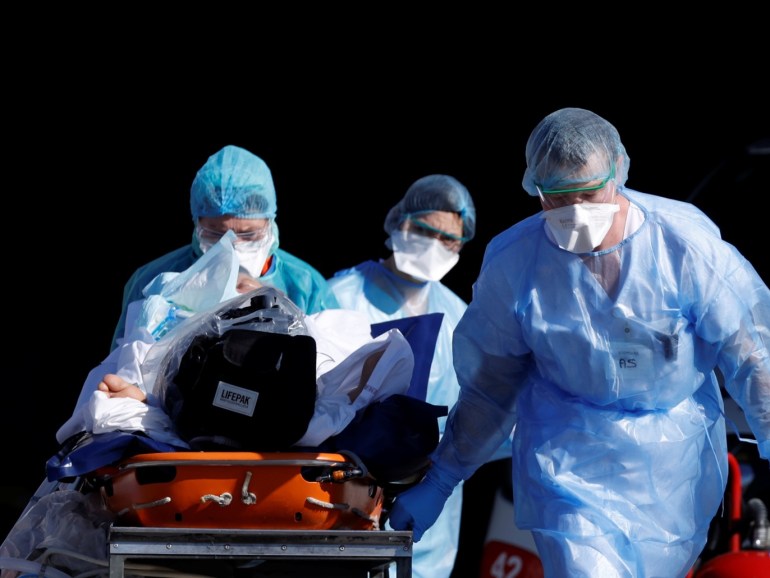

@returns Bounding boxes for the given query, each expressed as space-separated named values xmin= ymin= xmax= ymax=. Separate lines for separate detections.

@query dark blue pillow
xmin=370 ymin=312 xmax=443 ymax=401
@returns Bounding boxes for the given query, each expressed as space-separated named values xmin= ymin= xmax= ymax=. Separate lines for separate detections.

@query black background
xmin=3 ymin=22 xmax=769 ymax=557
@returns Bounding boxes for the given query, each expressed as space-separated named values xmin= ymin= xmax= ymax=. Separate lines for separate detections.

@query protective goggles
xmin=196 ymin=224 xmax=270 ymax=244
xmin=535 ymin=164 xmax=615 ymax=196
xmin=405 ymin=215 xmax=468 ymax=253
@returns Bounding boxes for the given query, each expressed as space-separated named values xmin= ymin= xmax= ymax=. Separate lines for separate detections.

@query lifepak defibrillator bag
xmin=155 ymin=287 xmax=317 ymax=451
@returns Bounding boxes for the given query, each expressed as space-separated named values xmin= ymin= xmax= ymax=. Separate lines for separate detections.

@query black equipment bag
xmin=167 ymin=328 xmax=317 ymax=451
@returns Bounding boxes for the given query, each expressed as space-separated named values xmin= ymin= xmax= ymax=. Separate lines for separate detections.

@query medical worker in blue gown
xmin=388 ymin=108 xmax=770 ymax=577
xmin=328 ymin=174 xmax=510 ymax=578
xmin=110 ymin=145 xmax=339 ymax=351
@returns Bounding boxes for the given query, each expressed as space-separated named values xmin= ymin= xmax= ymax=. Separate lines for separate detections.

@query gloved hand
xmin=387 ymin=463 xmax=460 ymax=541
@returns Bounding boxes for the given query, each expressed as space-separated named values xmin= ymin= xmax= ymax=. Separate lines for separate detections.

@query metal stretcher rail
xmin=108 ymin=526 xmax=413 ymax=578
xmin=115 ymin=456 xmax=355 ymax=469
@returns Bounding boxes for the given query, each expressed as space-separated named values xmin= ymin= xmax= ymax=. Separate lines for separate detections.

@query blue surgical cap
xmin=383 ymin=174 xmax=477 ymax=241
xmin=522 ymin=108 xmax=631 ymax=196
xmin=190 ymin=145 xmax=277 ymax=220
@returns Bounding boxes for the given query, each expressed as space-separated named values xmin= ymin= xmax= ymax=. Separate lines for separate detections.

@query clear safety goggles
xmin=196 ymin=223 xmax=270 ymax=245
xmin=535 ymin=165 xmax=616 ymax=210
xmin=404 ymin=215 xmax=468 ymax=253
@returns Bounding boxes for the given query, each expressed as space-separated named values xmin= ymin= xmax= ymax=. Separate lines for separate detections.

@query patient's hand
xmin=237 ymin=271 xmax=263 ymax=293
xmin=98 ymin=373 xmax=147 ymax=402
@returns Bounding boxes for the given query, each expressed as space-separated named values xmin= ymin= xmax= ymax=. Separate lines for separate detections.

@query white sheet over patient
xmin=57 ymin=236 xmax=416 ymax=450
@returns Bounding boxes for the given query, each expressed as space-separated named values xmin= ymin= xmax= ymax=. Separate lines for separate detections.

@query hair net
xmin=383 ymin=174 xmax=476 ymax=241
xmin=190 ymin=145 xmax=278 ymax=220
xmin=522 ymin=108 xmax=631 ymax=197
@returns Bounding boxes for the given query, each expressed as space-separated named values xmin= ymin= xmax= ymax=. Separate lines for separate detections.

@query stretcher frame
xmin=3 ymin=309 xmax=440 ymax=576
xmin=95 ymin=451 xmax=385 ymax=531
xmin=97 ymin=450 xmax=412 ymax=576
xmin=107 ymin=526 xmax=413 ymax=578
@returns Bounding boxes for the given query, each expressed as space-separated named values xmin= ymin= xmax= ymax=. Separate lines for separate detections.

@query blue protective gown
xmin=111 ymin=240 xmax=339 ymax=351
xmin=327 ymin=260 xmax=468 ymax=578
xmin=438 ymin=189 xmax=770 ymax=577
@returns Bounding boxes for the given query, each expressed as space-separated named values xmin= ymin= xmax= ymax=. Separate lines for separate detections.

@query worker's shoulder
xmin=328 ymin=261 xmax=379 ymax=282
xmin=273 ymin=248 xmax=327 ymax=279
xmin=484 ymin=213 xmax=544 ymax=260
xmin=625 ymin=189 xmax=721 ymax=238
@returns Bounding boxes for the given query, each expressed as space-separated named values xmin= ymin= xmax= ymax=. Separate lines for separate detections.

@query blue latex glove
xmin=387 ymin=464 xmax=459 ymax=541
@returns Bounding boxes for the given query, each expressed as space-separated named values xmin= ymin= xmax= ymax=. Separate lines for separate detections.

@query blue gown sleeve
xmin=431 ymin=253 xmax=533 ymax=480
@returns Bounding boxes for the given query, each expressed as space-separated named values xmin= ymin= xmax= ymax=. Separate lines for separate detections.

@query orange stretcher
xmin=92 ymin=451 xmax=384 ymax=531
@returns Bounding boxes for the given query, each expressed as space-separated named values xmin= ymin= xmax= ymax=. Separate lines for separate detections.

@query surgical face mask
xmin=541 ymin=202 xmax=620 ymax=253
xmin=233 ymin=230 xmax=274 ymax=278
xmin=390 ymin=230 xmax=459 ymax=282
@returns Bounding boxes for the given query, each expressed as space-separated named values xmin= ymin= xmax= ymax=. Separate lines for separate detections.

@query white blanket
xmin=57 ymin=306 xmax=414 ymax=448
xmin=57 ymin=233 xmax=416 ymax=449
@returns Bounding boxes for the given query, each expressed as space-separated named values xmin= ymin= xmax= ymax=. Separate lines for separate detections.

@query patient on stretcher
xmin=0 ymin=229 xmax=445 ymax=578
xmin=55 ymin=230 xmax=444 ymax=472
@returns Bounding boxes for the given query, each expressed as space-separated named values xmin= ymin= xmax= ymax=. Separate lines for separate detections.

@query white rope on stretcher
xmin=303 ymin=498 xmax=379 ymax=527
xmin=305 ymin=496 xmax=349 ymax=510
xmin=200 ymin=492 xmax=233 ymax=506
xmin=132 ymin=496 xmax=172 ymax=510
xmin=241 ymin=471 xmax=257 ymax=505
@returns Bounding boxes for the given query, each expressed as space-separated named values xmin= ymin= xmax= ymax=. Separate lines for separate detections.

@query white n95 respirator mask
xmin=542 ymin=202 xmax=620 ymax=253
xmin=233 ymin=230 xmax=274 ymax=279
xmin=389 ymin=230 xmax=459 ymax=282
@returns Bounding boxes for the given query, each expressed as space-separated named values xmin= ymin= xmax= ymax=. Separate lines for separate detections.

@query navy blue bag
xmin=326 ymin=393 xmax=448 ymax=485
